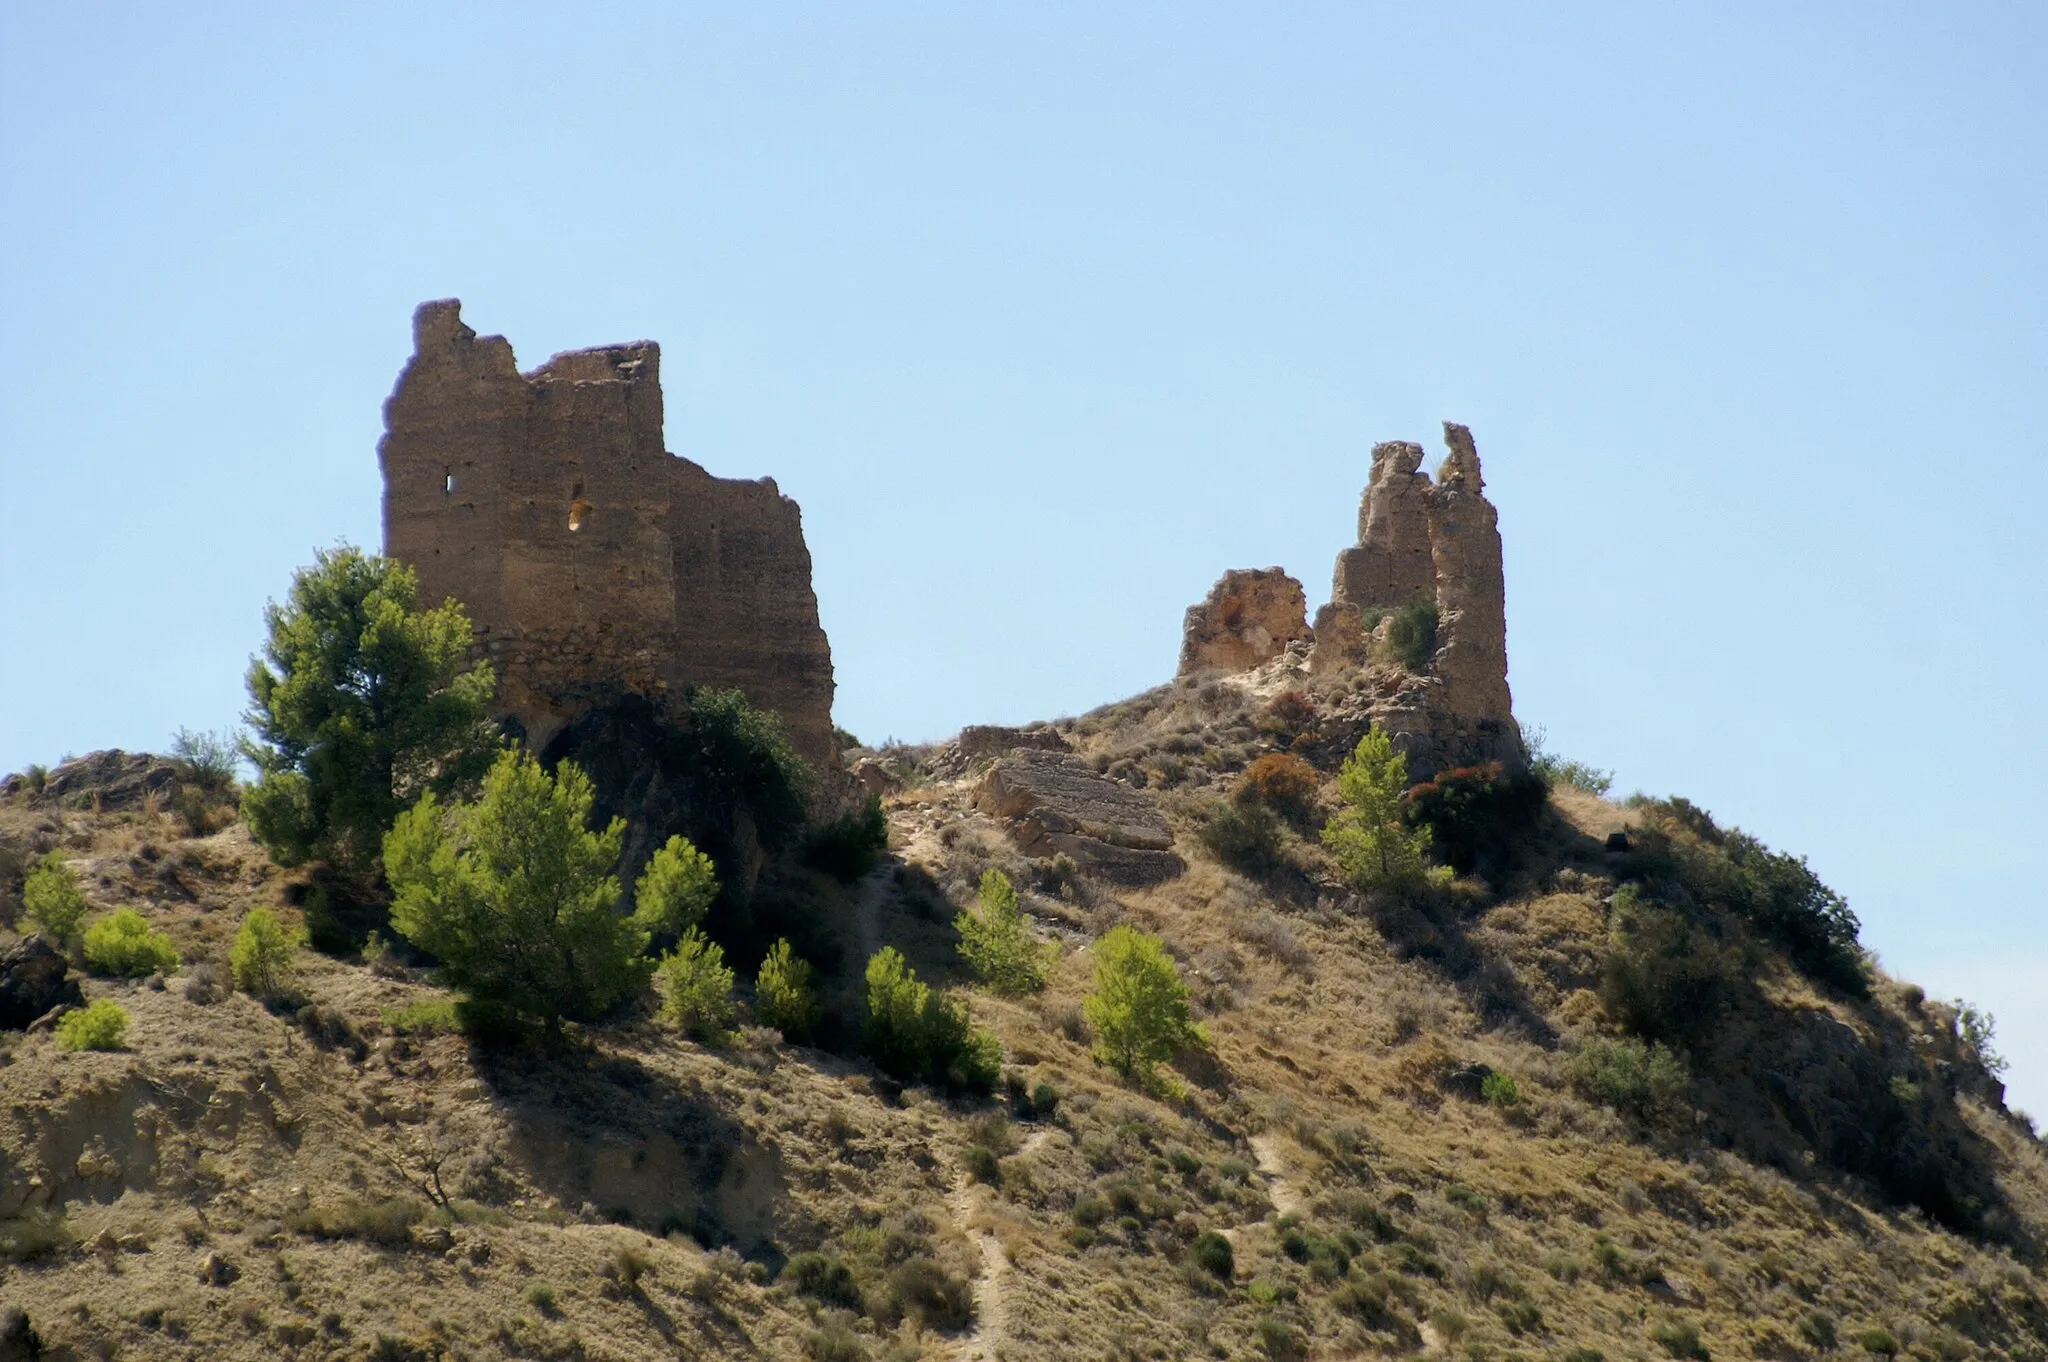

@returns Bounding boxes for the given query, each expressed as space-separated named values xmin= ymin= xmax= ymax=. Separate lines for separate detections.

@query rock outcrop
xmin=1177 ymin=569 xmax=1311 ymax=676
xmin=3 ymin=751 xmax=183 ymax=810
xmin=973 ymin=750 xmax=1183 ymax=885
xmin=379 ymin=301 xmax=838 ymax=769
xmin=0 ymin=937 xmax=83 ymax=1030
xmin=1331 ymin=441 xmax=1437 ymax=613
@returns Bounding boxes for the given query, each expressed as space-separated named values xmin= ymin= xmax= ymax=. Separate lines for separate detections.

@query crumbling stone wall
xmin=1178 ymin=568 xmax=1311 ymax=676
xmin=1309 ymin=421 xmax=1522 ymax=770
xmin=379 ymin=300 xmax=837 ymax=767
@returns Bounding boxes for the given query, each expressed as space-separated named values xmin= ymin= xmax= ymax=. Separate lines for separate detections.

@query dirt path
xmin=946 ymin=1129 xmax=1051 ymax=1360
xmin=852 ymin=860 xmax=891 ymax=964
xmin=1249 ymin=1133 xmax=1303 ymax=1217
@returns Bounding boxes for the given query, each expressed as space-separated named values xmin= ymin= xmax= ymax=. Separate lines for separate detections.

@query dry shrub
xmin=1235 ymin=753 xmax=1322 ymax=832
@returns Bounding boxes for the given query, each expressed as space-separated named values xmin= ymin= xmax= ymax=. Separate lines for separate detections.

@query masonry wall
xmin=379 ymin=300 xmax=838 ymax=767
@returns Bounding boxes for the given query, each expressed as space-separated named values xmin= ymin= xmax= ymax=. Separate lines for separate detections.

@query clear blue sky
xmin=2 ymin=3 xmax=2043 ymax=1111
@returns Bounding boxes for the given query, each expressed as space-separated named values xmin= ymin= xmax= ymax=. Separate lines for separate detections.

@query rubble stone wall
xmin=379 ymin=300 xmax=837 ymax=767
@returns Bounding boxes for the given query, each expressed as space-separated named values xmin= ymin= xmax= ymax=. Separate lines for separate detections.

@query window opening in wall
xmin=569 ymin=480 xmax=593 ymax=532
xmin=444 ymin=470 xmax=455 ymax=495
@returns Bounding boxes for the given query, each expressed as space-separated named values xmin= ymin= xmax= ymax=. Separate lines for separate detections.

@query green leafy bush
xmin=1386 ymin=597 xmax=1438 ymax=671
xmin=662 ymin=686 xmax=814 ymax=853
xmin=241 ymin=546 xmax=497 ymax=872
xmin=83 ymin=908 xmax=180 ymax=977
xmin=23 ymin=852 xmax=88 ymax=945
xmin=1525 ymin=726 xmax=1613 ymax=795
xmin=1198 ymin=800 xmax=1284 ymax=877
xmin=383 ymin=997 xmax=463 ymax=1035
xmin=782 ymin=1250 xmax=864 ymax=1311
xmin=1598 ymin=892 xmax=1744 ymax=1043
xmin=1192 ymin=1229 xmax=1234 ymax=1279
xmin=230 ymin=906 xmax=303 ymax=999
xmin=1401 ymin=762 xmax=1546 ymax=875
xmin=171 ymin=727 xmax=241 ymax=792
xmin=955 ymin=868 xmax=1049 ymax=994
xmin=803 ymin=793 xmax=889 ymax=882
xmin=1859 ymin=1327 xmax=1900 ymax=1356
xmin=863 ymin=947 xmax=999 ymax=1092
xmin=1566 ymin=1036 xmax=1687 ymax=1117
xmin=656 ymin=930 xmax=735 ymax=1039
xmin=752 ymin=938 xmax=819 ymax=1039
xmin=1084 ymin=925 xmax=1207 ymax=1088
xmin=385 ymin=750 xmax=679 ymax=1039
xmin=1321 ymin=730 xmax=1442 ymax=893
xmin=1480 ymin=1072 xmax=1521 ymax=1107
xmin=886 ymin=1257 xmax=973 ymax=1330
xmin=56 ymin=999 xmax=129 ymax=1051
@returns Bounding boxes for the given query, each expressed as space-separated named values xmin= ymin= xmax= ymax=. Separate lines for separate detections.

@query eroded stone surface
xmin=0 ymin=937 xmax=82 ymax=1031
xmin=1308 ymin=422 xmax=1521 ymax=767
xmin=973 ymin=750 xmax=1183 ymax=884
xmin=25 ymin=751 xmax=181 ymax=810
xmin=1178 ymin=568 xmax=1311 ymax=677
xmin=379 ymin=300 xmax=837 ymax=767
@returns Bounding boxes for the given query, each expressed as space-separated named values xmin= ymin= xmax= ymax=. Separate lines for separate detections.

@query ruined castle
xmin=378 ymin=302 xmax=838 ymax=768
xmin=1179 ymin=423 xmax=1523 ymax=775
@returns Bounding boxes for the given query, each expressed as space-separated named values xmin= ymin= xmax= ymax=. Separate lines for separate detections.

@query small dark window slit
xmin=569 ymin=478 xmax=593 ymax=532
xmin=444 ymin=471 xmax=455 ymax=494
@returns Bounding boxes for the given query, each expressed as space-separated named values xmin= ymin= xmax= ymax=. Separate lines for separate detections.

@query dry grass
xmin=3 ymin=731 xmax=2045 ymax=1361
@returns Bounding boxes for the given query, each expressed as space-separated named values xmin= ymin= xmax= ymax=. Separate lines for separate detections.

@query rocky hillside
xmin=1 ymin=678 xmax=2045 ymax=1362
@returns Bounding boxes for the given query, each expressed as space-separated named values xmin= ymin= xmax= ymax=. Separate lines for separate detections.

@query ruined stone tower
xmin=1176 ymin=421 xmax=1522 ymax=776
xmin=379 ymin=301 xmax=837 ymax=768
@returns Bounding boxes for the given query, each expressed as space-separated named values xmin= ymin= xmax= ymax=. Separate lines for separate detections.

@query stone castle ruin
xmin=1178 ymin=422 xmax=1523 ymax=775
xmin=379 ymin=301 xmax=837 ymax=768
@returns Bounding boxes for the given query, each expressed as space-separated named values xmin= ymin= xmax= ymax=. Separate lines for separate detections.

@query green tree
xmin=656 ymin=930 xmax=735 ymax=1040
xmin=230 ymin=906 xmax=304 ymax=1000
xmin=1321 ymin=729 xmax=1440 ymax=892
xmin=384 ymin=749 xmax=678 ymax=1040
xmin=1084 ymin=925 xmax=1207 ymax=1087
xmin=634 ymin=835 xmax=719 ymax=937
xmin=241 ymin=546 xmax=497 ymax=871
xmin=22 ymin=852 xmax=89 ymax=946
xmin=754 ymin=938 xmax=819 ymax=1038
xmin=954 ymin=868 xmax=1048 ymax=995
xmin=82 ymin=909 xmax=180 ymax=977
xmin=864 ymin=947 xmax=999 ymax=1091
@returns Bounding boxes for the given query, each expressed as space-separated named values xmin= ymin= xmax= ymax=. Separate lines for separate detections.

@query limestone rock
xmin=973 ymin=751 xmax=1183 ymax=885
xmin=930 ymin=725 xmax=1071 ymax=781
xmin=379 ymin=300 xmax=838 ymax=770
xmin=1425 ymin=423 xmax=1514 ymax=726
xmin=0 ymin=938 xmax=82 ymax=1031
xmin=1178 ymin=569 xmax=1311 ymax=676
xmin=1306 ymin=602 xmax=1371 ymax=677
xmin=851 ymin=757 xmax=904 ymax=797
xmin=34 ymin=751 xmax=180 ymax=810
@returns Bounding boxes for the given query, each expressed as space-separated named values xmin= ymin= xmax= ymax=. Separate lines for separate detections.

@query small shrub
xmin=229 ymin=906 xmax=303 ymax=999
xmin=1798 ymin=1312 xmax=1838 ymax=1350
xmin=1198 ymin=800 xmax=1284 ymax=877
xmin=23 ymin=852 xmax=88 ymax=945
xmin=804 ymin=1320 xmax=867 ymax=1362
xmin=382 ymin=997 xmax=462 ymax=1035
xmin=1541 ymin=1252 xmax=1583 ymax=1283
xmin=754 ymin=938 xmax=819 ymax=1039
xmin=1261 ymin=690 xmax=1318 ymax=740
xmin=171 ymin=727 xmax=241 ymax=792
xmin=526 ymin=1283 xmax=560 ymax=1316
xmin=886 ymin=1257 xmax=973 ymax=1330
xmin=1085 ymin=925 xmax=1207 ymax=1089
xmin=804 ymin=794 xmax=889 ymax=882
xmin=1430 ymin=1307 xmax=1469 ymax=1342
xmin=1386 ymin=598 xmax=1437 ymax=671
xmin=657 ymin=929 xmax=736 ymax=1039
xmin=0 ymin=1210 xmax=72 ymax=1262
xmin=1651 ymin=1318 xmax=1709 ymax=1360
xmin=286 ymin=1197 xmax=425 ymax=1246
xmin=634 ymin=834 xmax=720 ymax=937
xmin=955 ymin=868 xmax=1049 ymax=994
xmin=1480 ymin=1071 xmax=1520 ymax=1107
xmin=83 ymin=908 xmax=181 ymax=977
xmin=1859 ymin=1327 xmax=1900 ymax=1356
xmin=1402 ymin=762 xmax=1546 ymax=875
xmin=1192 ymin=1229 xmax=1234 ymax=1279
xmin=961 ymin=1145 xmax=1001 ymax=1185
xmin=1236 ymin=753 xmax=1321 ymax=832
xmin=612 ymin=1246 xmax=653 ymax=1292
xmin=1567 ymin=1036 xmax=1687 ymax=1117
xmin=1525 ymin=726 xmax=1612 ymax=795
xmin=1445 ymin=1184 xmax=1487 ymax=1216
